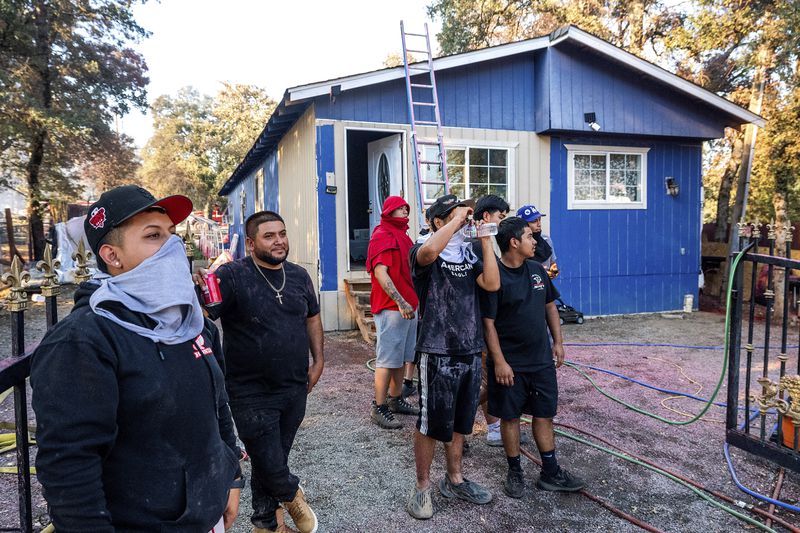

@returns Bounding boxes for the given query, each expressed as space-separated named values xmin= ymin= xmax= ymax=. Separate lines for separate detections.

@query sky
xmin=121 ymin=0 xmax=442 ymax=148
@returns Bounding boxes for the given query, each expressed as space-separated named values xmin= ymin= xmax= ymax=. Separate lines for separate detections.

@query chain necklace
xmin=252 ymin=255 xmax=286 ymax=304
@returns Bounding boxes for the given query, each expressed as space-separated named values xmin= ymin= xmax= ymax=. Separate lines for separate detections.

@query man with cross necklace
xmin=196 ymin=210 xmax=324 ymax=533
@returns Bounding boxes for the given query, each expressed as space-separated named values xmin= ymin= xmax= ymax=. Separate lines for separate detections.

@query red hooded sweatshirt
xmin=366 ymin=196 xmax=419 ymax=314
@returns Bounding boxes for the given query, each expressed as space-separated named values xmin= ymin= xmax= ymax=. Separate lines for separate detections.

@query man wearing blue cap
xmin=516 ymin=204 xmax=559 ymax=279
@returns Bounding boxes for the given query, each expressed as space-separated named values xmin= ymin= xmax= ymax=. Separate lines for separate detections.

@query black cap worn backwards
xmin=425 ymin=194 xmax=475 ymax=223
xmin=84 ymin=185 xmax=193 ymax=268
xmin=474 ymin=194 xmax=510 ymax=220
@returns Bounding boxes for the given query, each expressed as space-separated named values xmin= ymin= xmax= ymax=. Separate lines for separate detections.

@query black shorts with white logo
xmin=487 ymin=364 xmax=558 ymax=420
xmin=416 ymin=352 xmax=481 ymax=442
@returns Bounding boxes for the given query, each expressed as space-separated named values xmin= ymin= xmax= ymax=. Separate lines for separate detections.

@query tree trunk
xmin=627 ymin=0 xmax=645 ymax=56
xmin=26 ymin=130 xmax=47 ymax=261
xmin=26 ymin=2 xmax=53 ymax=261
xmin=772 ymin=194 xmax=789 ymax=321
xmin=721 ymin=47 xmax=770 ymax=302
xmin=713 ymin=133 xmax=743 ymax=242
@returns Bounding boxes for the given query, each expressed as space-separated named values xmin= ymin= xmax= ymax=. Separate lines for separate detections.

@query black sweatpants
xmin=230 ymin=387 xmax=307 ymax=529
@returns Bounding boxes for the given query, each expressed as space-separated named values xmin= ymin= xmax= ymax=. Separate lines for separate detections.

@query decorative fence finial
xmin=72 ymin=240 xmax=93 ymax=284
xmin=36 ymin=243 xmax=61 ymax=298
xmin=2 ymin=255 xmax=31 ymax=312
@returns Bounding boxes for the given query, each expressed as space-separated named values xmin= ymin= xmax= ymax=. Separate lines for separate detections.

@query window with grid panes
xmin=421 ymin=146 xmax=509 ymax=202
xmin=567 ymin=145 xmax=648 ymax=210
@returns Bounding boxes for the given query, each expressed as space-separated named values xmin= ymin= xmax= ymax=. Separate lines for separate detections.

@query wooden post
xmin=4 ymin=208 xmax=23 ymax=264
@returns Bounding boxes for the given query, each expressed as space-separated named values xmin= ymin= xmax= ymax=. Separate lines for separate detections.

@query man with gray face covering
xmin=31 ymin=185 xmax=242 ymax=532
xmin=197 ymin=210 xmax=324 ymax=533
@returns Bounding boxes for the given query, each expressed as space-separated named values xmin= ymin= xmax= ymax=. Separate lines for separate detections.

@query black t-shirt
xmin=480 ymin=259 xmax=559 ymax=372
xmin=209 ymin=257 xmax=320 ymax=400
xmin=410 ymin=243 xmax=485 ymax=356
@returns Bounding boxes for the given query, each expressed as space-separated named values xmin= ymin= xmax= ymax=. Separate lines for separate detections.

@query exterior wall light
xmin=584 ymin=112 xmax=600 ymax=132
xmin=665 ymin=176 xmax=679 ymax=197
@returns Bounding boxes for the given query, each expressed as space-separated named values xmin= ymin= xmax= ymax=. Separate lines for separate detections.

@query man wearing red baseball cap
xmin=31 ymin=185 xmax=243 ymax=532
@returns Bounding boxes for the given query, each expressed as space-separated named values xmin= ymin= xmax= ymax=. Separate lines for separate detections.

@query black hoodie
xmin=31 ymin=282 xmax=241 ymax=533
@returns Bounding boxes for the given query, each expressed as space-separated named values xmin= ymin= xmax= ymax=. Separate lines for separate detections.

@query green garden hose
xmin=564 ymin=244 xmax=752 ymax=426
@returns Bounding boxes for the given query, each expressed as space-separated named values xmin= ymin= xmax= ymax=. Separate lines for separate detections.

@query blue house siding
xmin=541 ymin=46 xmax=730 ymax=139
xmin=316 ymin=125 xmax=337 ymax=291
xmin=549 ymin=135 xmax=702 ymax=315
xmin=315 ymin=55 xmax=535 ymax=131
xmin=227 ymin=151 xmax=279 ymax=259
xmin=263 ymin=150 xmax=279 ymax=211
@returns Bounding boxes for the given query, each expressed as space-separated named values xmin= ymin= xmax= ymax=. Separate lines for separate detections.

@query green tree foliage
xmin=0 ymin=0 xmax=150 ymax=259
xmin=139 ymin=83 xmax=276 ymax=211
xmin=428 ymin=0 xmax=800 ymax=240
xmin=427 ymin=0 xmax=676 ymax=56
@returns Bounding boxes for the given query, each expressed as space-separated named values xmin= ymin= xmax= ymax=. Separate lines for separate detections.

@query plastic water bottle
xmin=461 ymin=222 xmax=498 ymax=238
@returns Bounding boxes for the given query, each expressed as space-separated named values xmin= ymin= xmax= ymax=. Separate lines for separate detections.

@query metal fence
xmin=726 ymin=222 xmax=800 ymax=473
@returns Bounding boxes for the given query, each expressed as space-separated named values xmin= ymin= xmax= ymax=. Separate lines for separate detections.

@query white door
xmin=367 ymin=134 xmax=404 ymax=230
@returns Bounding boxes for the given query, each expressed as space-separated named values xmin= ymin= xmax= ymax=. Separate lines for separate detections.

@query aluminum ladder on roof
xmin=400 ymin=21 xmax=450 ymax=228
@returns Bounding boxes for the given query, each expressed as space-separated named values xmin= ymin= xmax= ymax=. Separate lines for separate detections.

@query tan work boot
xmin=282 ymin=486 xmax=318 ymax=533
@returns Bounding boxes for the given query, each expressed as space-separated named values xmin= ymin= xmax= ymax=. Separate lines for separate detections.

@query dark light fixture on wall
xmin=584 ymin=112 xmax=600 ymax=131
xmin=665 ymin=176 xmax=679 ymax=197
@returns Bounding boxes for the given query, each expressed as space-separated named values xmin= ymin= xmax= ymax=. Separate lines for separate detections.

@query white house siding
xmin=278 ymin=106 xmax=320 ymax=293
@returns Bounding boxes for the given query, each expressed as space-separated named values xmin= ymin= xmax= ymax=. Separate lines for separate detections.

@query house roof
xmin=219 ymin=25 xmax=764 ymax=196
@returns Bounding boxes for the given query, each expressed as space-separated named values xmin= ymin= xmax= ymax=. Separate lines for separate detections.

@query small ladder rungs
xmin=415 ymin=120 xmax=438 ymax=125
xmin=420 ymin=180 xmax=446 ymax=185
xmin=408 ymin=66 xmax=431 ymax=71
xmin=418 ymin=160 xmax=443 ymax=165
xmin=403 ymin=32 xmax=428 ymax=38
xmin=415 ymin=140 xmax=441 ymax=145
xmin=405 ymin=49 xmax=428 ymax=54
xmin=410 ymin=83 xmax=433 ymax=89
xmin=412 ymin=101 xmax=436 ymax=107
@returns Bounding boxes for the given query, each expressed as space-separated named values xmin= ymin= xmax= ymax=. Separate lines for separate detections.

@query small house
xmin=219 ymin=25 xmax=763 ymax=331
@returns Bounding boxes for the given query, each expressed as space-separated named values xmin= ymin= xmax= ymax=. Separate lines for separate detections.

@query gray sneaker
xmin=503 ymin=468 xmax=525 ymax=499
xmin=439 ymin=475 xmax=493 ymax=504
xmin=406 ymin=485 xmax=434 ymax=519
xmin=387 ymin=395 xmax=420 ymax=416
xmin=371 ymin=402 xmax=401 ymax=429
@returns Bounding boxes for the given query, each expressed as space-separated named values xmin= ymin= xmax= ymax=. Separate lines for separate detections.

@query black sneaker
xmin=536 ymin=468 xmax=585 ymax=492
xmin=387 ymin=395 xmax=420 ymax=416
xmin=503 ymin=468 xmax=525 ymax=499
xmin=371 ymin=402 xmax=402 ymax=429
xmin=402 ymin=381 xmax=417 ymax=399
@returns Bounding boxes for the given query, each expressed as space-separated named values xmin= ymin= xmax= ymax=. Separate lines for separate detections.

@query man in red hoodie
xmin=366 ymin=196 xmax=420 ymax=429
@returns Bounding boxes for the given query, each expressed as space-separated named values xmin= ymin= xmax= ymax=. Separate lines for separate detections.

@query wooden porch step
xmin=344 ymin=278 xmax=377 ymax=345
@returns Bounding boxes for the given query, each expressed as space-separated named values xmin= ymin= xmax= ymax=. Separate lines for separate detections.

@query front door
xmin=367 ymin=134 xmax=403 ymax=231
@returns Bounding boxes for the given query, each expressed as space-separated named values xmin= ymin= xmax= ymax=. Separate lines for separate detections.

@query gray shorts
xmin=374 ymin=309 xmax=417 ymax=368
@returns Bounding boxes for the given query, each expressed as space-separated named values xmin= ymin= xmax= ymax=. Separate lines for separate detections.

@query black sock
xmin=506 ymin=455 xmax=522 ymax=471
xmin=404 ymin=378 xmax=414 ymax=387
xmin=540 ymin=449 xmax=559 ymax=476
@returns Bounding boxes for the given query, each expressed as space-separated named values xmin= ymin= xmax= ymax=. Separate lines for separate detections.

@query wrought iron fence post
xmin=727 ymin=222 xmax=748 ymax=432
xmin=2 ymin=256 xmax=33 ymax=533
xmin=37 ymin=243 xmax=61 ymax=329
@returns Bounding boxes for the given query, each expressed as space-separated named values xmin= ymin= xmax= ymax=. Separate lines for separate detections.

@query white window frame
xmin=422 ymin=140 xmax=517 ymax=206
xmin=565 ymin=144 xmax=649 ymax=210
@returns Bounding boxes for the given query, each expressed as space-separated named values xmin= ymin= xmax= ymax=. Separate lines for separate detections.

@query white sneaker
xmin=486 ymin=422 xmax=503 ymax=447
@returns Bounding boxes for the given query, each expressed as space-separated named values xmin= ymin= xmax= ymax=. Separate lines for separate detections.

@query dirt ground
xmin=2 ymin=294 xmax=800 ymax=532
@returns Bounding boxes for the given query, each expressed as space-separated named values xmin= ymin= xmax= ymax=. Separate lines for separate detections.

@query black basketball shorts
xmin=416 ymin=352 xmax=482 ymax=442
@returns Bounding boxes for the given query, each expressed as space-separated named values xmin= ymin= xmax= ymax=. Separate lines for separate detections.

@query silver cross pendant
xmin=276 ymin=292 xmax=283 ymax=305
